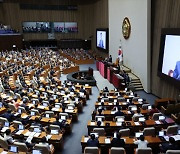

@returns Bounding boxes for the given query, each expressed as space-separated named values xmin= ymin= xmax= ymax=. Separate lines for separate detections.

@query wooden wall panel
xmin=151 ymin=0 xmax=180 ymax=99
xmin=1 ymin=1 xmax=95 ymax=41
xmin=92 ymin=0 xmax=109 ymax=57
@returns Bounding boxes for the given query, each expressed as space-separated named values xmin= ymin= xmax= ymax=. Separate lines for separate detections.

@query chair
xmin=174 ymin=103 xmax=180 ymax=114
xmin=143 ymin=127 xmax=155 ymax=136
xmin=67 ymin=103 xmax=75 ymax=109
xmin=84 ymin=147 xmax=100 ymax=154
xmin=166 ymin=150 xmax=180 ymax=154
xmin=95 ymin=116 xmax=105 ymax=121
xmin=132 ymin=97 xmax=139 ymax=102
xmin=14 ymin=142 xmax=28 ymax=152
xmin=118 ymin=97 xmax=126 ymax=102
xmin=22 ymin=96 xmax=30 ymax=102
xmin=59 ymin=113 xmax=69 ymax=119
xmin=9 ymin=90 xmax=15 ymax=97
xmin=54 ymin=103 xmax=62 ymax=108
xmin=142 ymin=104 xmax=150 ymax=110
xmin=128 ymin=105 xmax=137 ymax=111
xmin=166 ymin=125 xmax=178 ymax=135
xmin=8 ymin=103 xmax=16 ymax=112
xmin=0 ymin=117 xmax=8 ymax=124
xmin=49 ymin=125 xmax=60 ymax=133
xmin=34 ymin=90 xmax=40 ymax=96
xmin=0 ymin=135 xmax=8 ymax=150
xmin=18 ymin=106 xmax=26 ymax=113
xmin=34 ymin=144 xmax=51 ymax=154
xmin=161 ymin=104 xmax=175 ymax=115
xmin=15 ymin=93 xmax=22 ymax=99
xmin=30 ymin=109 xmax=40 ymax=115
xmin=44 ymin=111 xmax=55 ymax=118
xmin=110 ymin=147 xmax=126 ymax=154
xmin=136 ymin=148 xmax=152 ymax=154
xmin=0 ymin=84 xmax=5 ymax=93
xmin=152 ymin=113 xmax=163 ymax=121
xmin=115 ymin=116 xmax=125 ymax=122
xmin=119 ymin=128 xmax=130 ymax=137
xmin=171 ymin=113 xmax=180 ymax=124
xmin=93 ymin=128 xmax=105 ymax=136
xmin=13 ymin=121 xmax=23 ymax=128
xmin=31 ymin=98 xmax=39 ymax=104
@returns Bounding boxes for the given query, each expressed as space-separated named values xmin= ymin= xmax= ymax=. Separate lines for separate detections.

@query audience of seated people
xmin=0 ymin=23 xmax=18 ymax=34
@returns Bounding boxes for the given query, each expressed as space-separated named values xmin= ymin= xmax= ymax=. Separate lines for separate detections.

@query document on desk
xmin=46 ymin=135 xmax=52 ymax=140
xmin=127 ymin=111 xmax=131 ymax=114
xmin=172 ymin=135 xmax=180 ymax=141
xmin=134 ymin=122 xmax=140 ymax=125
xmin=1 ymin=127 xmax=9 ymax=133
xmin=34 ymin=132 xmax=41 ymax=137
xmin=52 ymin=107 xmax=59 ymax=111
xmin=22 ymin=114 xmax=28 ymax=119
xmin=38 ymin=105 xmax=45 ymax=109
xmin=26 ymin=136 xmax=33 ymax=143
xmin=30 ymin=132 xmax=36 ymax=137
xmin=155 ymin=121 xmax=161 ymax=124
xmin=24 ymin=131 xmax=31 ymax=136
xmin=116 ymin=122 xmax=122 ymax=126
xmin=1 ymin=151 xmax=8 ymax=154
xmin=16 ymin=130 xmax=24 ymax=135
xmin=90 ymin=122 xmax=96 ymax=125
xmin=84 ymin=137 xmax=89 ymax=142
xmin=164 ymin=136 xmax=169 ymax=141
xmin=109 ymin=103 xmax=113 ymax=105
xmin=105 ymin=138 xmax=111 ymax=144
xmin=111 ymin=111 xmax=116 ymax=114
xmin=122 ymin=102 xmax=127 ymax=105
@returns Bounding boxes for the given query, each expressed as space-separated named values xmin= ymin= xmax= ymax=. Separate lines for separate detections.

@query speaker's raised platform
xmin=67 ymin=71 xmax=96 ymax=86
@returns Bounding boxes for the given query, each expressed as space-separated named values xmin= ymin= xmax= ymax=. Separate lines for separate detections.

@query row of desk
xmin=96 ymin=61 xmax=125 ymax=89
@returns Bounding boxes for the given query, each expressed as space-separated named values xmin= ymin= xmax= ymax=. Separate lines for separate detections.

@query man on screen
xmin=98 ymin=33 xmax=104 ymax=48
xmin=173 ymin=61 xmax=180 ymax=80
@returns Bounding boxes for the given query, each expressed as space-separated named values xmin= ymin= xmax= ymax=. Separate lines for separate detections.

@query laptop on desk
xmin=9 ymin=145 xmax=18 ymax=153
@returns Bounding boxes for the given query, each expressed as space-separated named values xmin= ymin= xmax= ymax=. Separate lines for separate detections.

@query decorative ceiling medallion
xmin=122 ymin=17 xmax=131 ymax=39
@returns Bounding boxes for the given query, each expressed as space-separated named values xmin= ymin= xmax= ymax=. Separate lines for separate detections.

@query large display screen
xmin=22 ymin=22 xmax=51 ymax=33
xmin=158 ymin=28 xmax=180 ymax=88
xmin=96 ymin=28 xmax=109 ymax=51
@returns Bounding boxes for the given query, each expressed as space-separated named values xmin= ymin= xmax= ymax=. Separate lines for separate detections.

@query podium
xmin=112 ymin=73 xmax=124 ymax=89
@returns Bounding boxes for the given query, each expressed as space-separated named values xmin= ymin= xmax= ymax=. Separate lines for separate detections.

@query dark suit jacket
xmin=87 ymin=139 xmax=99 ymax=147
xmin=111 ymin=138 xmax=125 ymax=147
xmin=114 ymin=111 xmax=124 ymax=117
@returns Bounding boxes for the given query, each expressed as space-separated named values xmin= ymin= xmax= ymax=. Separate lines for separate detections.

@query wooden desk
xmin=81 ymin=136 xmax=162 ymax=154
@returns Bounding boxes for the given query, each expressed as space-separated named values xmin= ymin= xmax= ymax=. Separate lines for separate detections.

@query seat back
xmin=15 ymin=93 xmax=22 ymax=99
xmin=34 ymin=144 xmax=50 ymax=154
xmin=110 ymin=147 xmax=125 ymax=154
xmin=118 ymin=97 xmax=126 ymax=102
xmin=0 ymin=135 xmax=8 ymax=150
xmin=49 ymin=124 xmax=60 ymax=132
xmin=0 ymin=117 xmax=8 ymax=124
xmin=30 ymin=109 xmax=40 ymax=115
xmin=166 ymin=104 xmax=175 ymax=115
xmin=14 ymin=142 xmax=28 ymax=152
xmin=59 ymin=113 xmax=69 ymax=119
xmin=142 ymin=104 xmax=150 ymax=110
xmin=115 ymin=116 xmax=125 ymax=122
xmin=8 ymin=103 xmax=16 ymax=112
xmin=18 ymin=106 xmax=26 ymax=113
xmin=143 ymin=127 xmax=155 ymax=136
xmin=136 ymin=148 xmax=152 ymax=154
xmin=95 ymin=116 xmax=105 ymax=122
xmin=13 ymin=121 xmax=23 ymax=128
xmin=152 ymin=113 xmax=163 ymax=121
xmin=166 ymin=125 xmax=178 ymax=135
xmin=93 ymin=128 xmax=105 ymax=136
xmin=44 ymin=111 xmax=55 ymax=118
xmin=166 ymin=150 xmax=180 ymax=154
xmin=119 ymin=128 xmax=130 ymax=137
xmin=84 ymin=147 xmax=99 ymax=154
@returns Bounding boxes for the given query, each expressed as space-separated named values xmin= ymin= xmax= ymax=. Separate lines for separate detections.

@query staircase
xmin=121 ymin=65 xmax=144 ymax=91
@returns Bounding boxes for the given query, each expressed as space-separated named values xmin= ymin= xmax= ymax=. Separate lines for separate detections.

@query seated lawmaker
xmin=4 ymin=129 xmax=15 ymax=144
xmin=111 ymin=132 xmax=125 ymax=147
xmin=87 ymin=134 xmax=99 ymax=147
xmin=2 ymin=109 xmax=14 ymax=122
xmin=160 ymin=137 xmax=180 ymax=153
xmin=149 ymin=105 xmax=159 ymax=116
xmin=114 ymin=107 xmax=124 ymax=117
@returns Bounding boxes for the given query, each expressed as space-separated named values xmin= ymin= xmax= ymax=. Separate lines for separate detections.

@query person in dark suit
xmin=87 ymin=134 xmax=99 ymax=147
xmin=149 ymin=105 xmax=159 ymax=116
xmin=114 ymin=107 xmax=124 ymax=117
xmin=108 ymin=55 xmax=112 ymax=63
xmin=16 ymin=134 xmax=34 ymax=149
xmin=111 ymin=132 xmax=125 ymax=147
xmin=2 ymin=109 xmax=15 ymax=122
xmin=173 ymin=61 xmax=180 ymax=80
xmin=160 ymin=137 xmax=180 ymax=153
xmin=52 ymin=116 xmax=63 ymax=129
